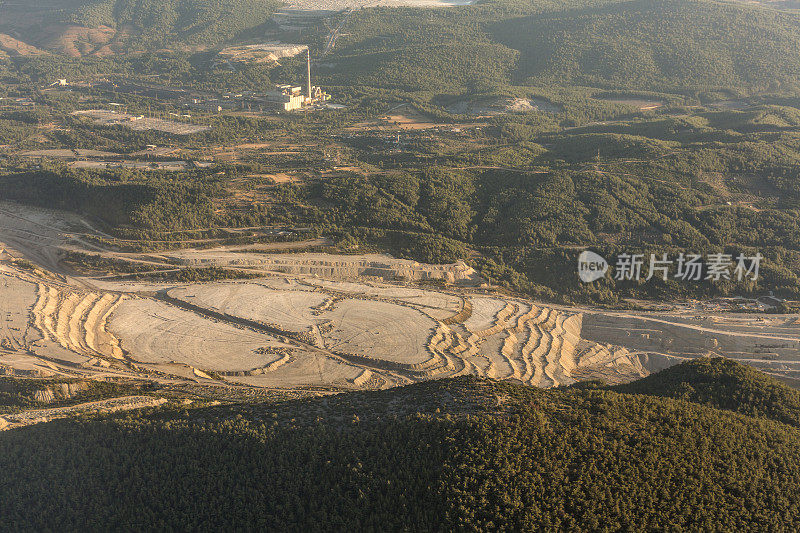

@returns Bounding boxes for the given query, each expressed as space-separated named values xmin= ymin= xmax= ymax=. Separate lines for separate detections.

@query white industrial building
xmin=265 ymin=85 xmax=305 ymax=111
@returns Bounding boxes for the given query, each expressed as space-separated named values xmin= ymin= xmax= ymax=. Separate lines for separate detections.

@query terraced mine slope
xmin=2 ymin=201 xmax=800 ymax=390
xmin=1 ymin=266 xmax=643 ymax=389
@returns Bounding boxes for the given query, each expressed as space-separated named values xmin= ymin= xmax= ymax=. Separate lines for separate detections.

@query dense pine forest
xmin=1 ymin=359 xmax=799 ymax=530
xmin=320 ymin=0 xmax=800 ymax=94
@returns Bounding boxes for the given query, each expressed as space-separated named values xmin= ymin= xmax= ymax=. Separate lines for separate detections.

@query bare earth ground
xmin=0 ymin=396 xmax=168 ymax=431
xmin=72 ymin=110 xmax=209 ymax=135
xmin=446 ymin=97 xmax=562 ymax=116
xmin=600 ymin=98 xmax=664 ymax=110
xmin=2 ymin=200 xmax=800 ymax=402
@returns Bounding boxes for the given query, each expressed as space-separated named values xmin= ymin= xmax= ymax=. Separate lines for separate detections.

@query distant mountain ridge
xmin=494 ymin=0 xmax=800 ymax=93
xmin=0 ymin=0 xmax=282 ymax=57
xmin=5 ymin=0 xmax=800 ymax=96
xmin=322 ymin=0 xmax=800 ymax=93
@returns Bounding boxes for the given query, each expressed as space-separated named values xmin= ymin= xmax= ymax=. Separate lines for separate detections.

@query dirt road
xmin=0 ymin=396 xmax=168 ymax=431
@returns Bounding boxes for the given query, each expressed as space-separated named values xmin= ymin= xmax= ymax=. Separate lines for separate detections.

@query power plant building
xmin=197 ymin=47 xmax=331 ymax=113
xmin=264 ymin=48 xmax=330 ymax=111
xmin=266 ymin=85 xmax=305 ymax=111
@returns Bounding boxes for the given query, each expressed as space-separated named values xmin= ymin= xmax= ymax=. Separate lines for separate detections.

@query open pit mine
xmin=2 ymin=201 xmax=800 ymax=392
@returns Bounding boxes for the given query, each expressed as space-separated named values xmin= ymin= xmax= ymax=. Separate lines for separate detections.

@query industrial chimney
xmin=306 ymin=48 xmax=312 ymax=105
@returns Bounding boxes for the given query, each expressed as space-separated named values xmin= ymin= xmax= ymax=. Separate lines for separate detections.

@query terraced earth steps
xmin=84 ymin=294 xmax=115 ymax=355
xmin=350 ymin=369 xmax=373 ymax=386
xmin=514 ymin=305 xmax=547 ymax=333
xmin=443 ymin=297 xmax=472 ymax=325
xmin=30 ymin=284 xmax=128 ymax=363
xmin=472 ymin=302 xmax=517 ymax=338
xmin=459 ymin=358 xmax=482 ymax=376
xmin=576 ymin=343 xmax=606 ymax=367
xmin=504 ymin=301 xmax=530 ymax=330
xmin=544 ymin=315 xmax=567 ymax=387
xmin=68 ymin=293 xmax=99 ymax=353
xmin=92 ymin=295 xmax=126 ymax=359
xmin=520 ymin=322 xmax=543 ymax=384
xmin=483 ymin=356 xmax=500 ymax=379
xmin=531 ymin=323 xmax=553 ymax=387
xmin=499 ymin=331 xmax=522 ymax=379
xmin=217 ymin=352 xmax=294 ymax=377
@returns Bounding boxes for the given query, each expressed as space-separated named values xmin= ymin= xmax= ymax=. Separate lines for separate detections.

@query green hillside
xmin=2 ymin=361 xmax=800 ymax=530
xmin=8 ymin=117 xmax=800 ymax=302
xmin=51 ymin=0 xmax=282 ymax=49
xmin=495 ymin=0 xmax=800 ymax=93
xmin=614 ymin=356 xmax=800 ymax=426
xmin=319 ymin=0 xmax=800 ymax=95
xmin=18 ymin=0 xmax=800 ymax=95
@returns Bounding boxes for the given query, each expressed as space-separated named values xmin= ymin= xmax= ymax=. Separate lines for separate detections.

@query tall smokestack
xmin=306 ymin=48 xmax=312 ymax=104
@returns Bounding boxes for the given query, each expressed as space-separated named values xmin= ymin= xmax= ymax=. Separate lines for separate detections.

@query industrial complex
xmin=57 ymin=45 xmax=331 ymax=120
xmin=207 ymin=47 xmax=330 ymax=113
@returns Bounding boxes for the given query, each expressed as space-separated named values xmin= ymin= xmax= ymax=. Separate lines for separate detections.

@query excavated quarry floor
xmin=2 ymin=201 xmax=800 ymax=392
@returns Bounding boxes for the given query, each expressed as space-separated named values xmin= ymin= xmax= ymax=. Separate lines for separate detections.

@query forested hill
xmin=8 ymin=0 xmax=800 ymax=95
xmin=2 ymin=359 xmax=800 ymax=530
xmin=494 ymin=0 xmax=800 ymax=93
xmin=323 ymin=0 xmax=800 ymax=95
xmin=613 ymin=356 xmax=800 ymax=426
xmin=58 ymin=0 xmax=283 ymax=48
xmin=0 ymin=0 xmax=282 ymax=55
